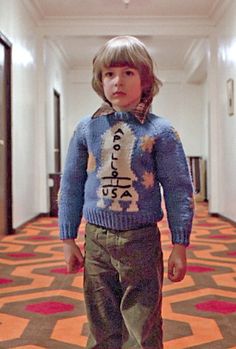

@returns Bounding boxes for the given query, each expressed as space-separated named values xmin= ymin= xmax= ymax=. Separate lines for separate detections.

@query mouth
xmin=113 ymin=91 xmax=126 ymax=96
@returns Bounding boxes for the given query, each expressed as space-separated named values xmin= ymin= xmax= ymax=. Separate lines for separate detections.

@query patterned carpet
xmin=0 ymin=202 xmax=236 ymax=349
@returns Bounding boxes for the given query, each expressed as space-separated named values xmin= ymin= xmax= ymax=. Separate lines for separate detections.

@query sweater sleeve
xmin=155 ymin=123 xmax=194 ymax=246
xmin=58 ymin=120 xmax=88 ymax=240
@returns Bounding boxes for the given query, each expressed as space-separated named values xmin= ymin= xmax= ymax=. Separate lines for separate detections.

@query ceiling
xmin=52 ymin=35 xmax=198 ymax=71
xmin=30 ymin=0 xmax=223 ymax=18
xmin=24 ymin=0 xmax=230 ymax=79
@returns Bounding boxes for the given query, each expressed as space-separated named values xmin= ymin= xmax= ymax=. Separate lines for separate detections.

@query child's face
xmin=101 ymin=65 xmax=142 ymax=111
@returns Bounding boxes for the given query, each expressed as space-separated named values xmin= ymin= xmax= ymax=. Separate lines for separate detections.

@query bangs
xmin=99 ymin=45 xmax=140 ymax=69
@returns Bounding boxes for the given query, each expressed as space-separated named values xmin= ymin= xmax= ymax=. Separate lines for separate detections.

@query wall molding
xmin=210 ymin=0 xmax=233 ymax=24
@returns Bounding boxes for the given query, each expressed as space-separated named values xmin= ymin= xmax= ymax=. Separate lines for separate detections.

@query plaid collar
xmin=92 ymin=95 xmax=152 ymax=124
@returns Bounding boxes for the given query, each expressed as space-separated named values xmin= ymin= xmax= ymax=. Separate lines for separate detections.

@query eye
xmin=103 ymin=71 xmax=113 ymax=78
xmin=125 ymin=70 xmax=135 ymax=76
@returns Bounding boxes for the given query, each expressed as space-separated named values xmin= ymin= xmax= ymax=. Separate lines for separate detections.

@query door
xmin=53 ymin=90 xmax=61 ymax=173
xmin=0 ymin=33 xmax=12 ymax=237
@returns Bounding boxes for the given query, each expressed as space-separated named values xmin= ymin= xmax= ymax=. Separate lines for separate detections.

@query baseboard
xmin=210 ymin=212 xmax=236 ymax=226
xmin=15 ymin=212 xmax=50 ymax=232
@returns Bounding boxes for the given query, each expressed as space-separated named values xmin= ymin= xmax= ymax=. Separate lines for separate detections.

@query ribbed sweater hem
xmin=83 ymin=208 xmax=163 ymax=231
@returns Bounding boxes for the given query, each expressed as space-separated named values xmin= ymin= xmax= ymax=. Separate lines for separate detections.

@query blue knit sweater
xmin=58 ymin=112 xmax=194 ymax=245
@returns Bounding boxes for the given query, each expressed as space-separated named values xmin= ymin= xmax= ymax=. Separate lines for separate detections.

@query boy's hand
xmin=63 ymin=239 xmax=84 ymax=273
xmin=168 ymin=244 xmax=187 ymax=282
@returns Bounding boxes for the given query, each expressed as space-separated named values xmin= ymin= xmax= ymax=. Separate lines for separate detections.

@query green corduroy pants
xmin=84 ymin=222 xmax=164 ymax=349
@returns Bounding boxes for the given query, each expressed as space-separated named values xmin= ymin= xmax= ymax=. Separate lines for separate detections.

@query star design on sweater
xmin=171 ymin=127 xmax=181 ymax=142
xmin=140 ymin=135 xmax=155 ymax=153
xmin=142 ymin=171 xmax=154 ymax=189
xmin=87 ymin=152 xmax=96 ymax=173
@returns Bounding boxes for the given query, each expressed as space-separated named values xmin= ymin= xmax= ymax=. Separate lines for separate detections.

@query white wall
xmin=0 ymin=0 xmax=68 ymax=227
xmin=67 ymin=69 xmax=100 ymax=144
xmin=208 ymin=0 xmax=236 ymax=220
xmin=153 ymin=78 xmax=206 ymax=157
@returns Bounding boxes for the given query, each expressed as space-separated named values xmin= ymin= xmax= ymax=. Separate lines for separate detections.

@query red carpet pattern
xmin=0 ymin=202 xmax=236 ymax=349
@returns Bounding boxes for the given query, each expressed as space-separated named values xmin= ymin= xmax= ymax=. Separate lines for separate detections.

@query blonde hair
xmin=92 ymin=36 xmax=162 ymax=103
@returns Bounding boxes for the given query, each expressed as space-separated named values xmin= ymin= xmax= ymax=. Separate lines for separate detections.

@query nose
xmin=114 ymin=74 xmax=123 ymax=86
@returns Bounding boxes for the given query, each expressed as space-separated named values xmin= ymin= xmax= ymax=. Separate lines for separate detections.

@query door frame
xmin=53 ymin=89 xmax=61 ymax=173
xmin=0 ymin=31 xmax=13 ymax=235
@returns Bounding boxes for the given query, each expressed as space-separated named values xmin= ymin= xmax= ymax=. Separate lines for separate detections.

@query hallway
xmin=0 ymin=1 xmax=236 ymax=347
xmin=0 ymin=202 xmax=236 ymax=348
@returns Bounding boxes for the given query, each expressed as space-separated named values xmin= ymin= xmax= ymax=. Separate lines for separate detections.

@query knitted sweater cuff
xmin=59 ymin=223 xmax=79 ymax=240
xmin=171 ymin=227 xmax=191 ymax=246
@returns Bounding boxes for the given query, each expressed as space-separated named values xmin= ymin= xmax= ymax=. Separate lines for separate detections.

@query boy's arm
xmin=155 ymin=123 xmax=193 ymax=282
xmin=168 ymin=244 xmax=186 ymax=282
xmin=58 ymin=119 xmax=88 ymax=272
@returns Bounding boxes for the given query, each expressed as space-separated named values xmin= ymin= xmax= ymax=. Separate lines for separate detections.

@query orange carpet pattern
xmin=0 ymin=202 xmax=236 ymax=349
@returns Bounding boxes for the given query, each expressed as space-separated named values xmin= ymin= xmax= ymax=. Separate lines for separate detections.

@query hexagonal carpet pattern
xmin=0 ymin=202 xmax=236 ymax=349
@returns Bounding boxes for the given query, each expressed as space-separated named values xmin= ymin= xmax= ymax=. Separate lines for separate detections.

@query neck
xmin=112 ymin=98 xmax=141 ymax=112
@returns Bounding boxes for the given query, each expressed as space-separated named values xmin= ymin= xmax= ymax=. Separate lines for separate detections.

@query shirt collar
xmin=92 ymin=95 xmax=152 ymax=124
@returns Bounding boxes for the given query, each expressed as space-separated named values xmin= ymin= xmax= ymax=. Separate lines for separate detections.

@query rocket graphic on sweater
xmin=97 ymin=122 xmax=139 ymax=212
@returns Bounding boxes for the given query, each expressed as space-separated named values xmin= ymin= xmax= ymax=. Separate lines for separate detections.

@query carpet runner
xmin=0 ymin=202 xmax=236 ymax=348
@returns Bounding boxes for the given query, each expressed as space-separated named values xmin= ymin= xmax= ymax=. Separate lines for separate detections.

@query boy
xmin=59 ymin=36 xmax=194 ymax=349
